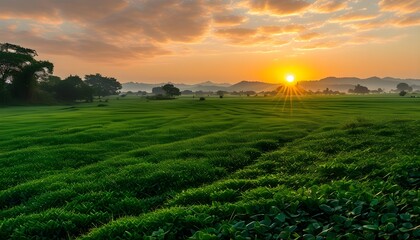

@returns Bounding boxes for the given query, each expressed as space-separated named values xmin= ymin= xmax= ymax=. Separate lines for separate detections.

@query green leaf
xmin=275 ymin=213 xmax=286 ymax=222
xmin=319 ymin=204 xmax=334 ymax=214
xmin=233 ymin=221 xmax=245 ymax=229
xmin=312 ymin=222 xmax=322 ymax=230
xmin=245 ymin=221 xmax=255 ymax=230
xmin=413 ymin=229 xmax=420 ymax=237
xmin=402 ymin=222 xmax=413 ymax=229
xmin=399 ymin=227 xmax=411 ymax=233
xmin=363 ymin=225 xmax=379 ymax=231
xmin=303 ymin=234 xmax=316 ymax=240
xmin=400 ymin=233 xmax=410 ymax=240
xmin=352 ymin=206 xmax=362 ymax=215
xmin=381 ymin=213 xmax=397 ymax=223
xmin=399 ymin=213 xmax=411 ymax=221
xmin=384 ymin=222 xmax=395 ymax=232
xmin=370 ymin=199 xmax=379 ymax=207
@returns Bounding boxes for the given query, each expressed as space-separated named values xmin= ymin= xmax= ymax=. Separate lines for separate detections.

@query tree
xmin=55 ymin=75 xmax=93 ymax=102
xmin=216 ymin=90 xmax=226 ymax=97
xmin=152 ymin=87 xmax=165 ymax=95
xmin=39 ymin=75 xmax=61 ymax=93
xmin=162 ymin=84 xmax=181 ymax=97
xmin=181 ymin=90 xmax=193 ymax=95
xmin=10 ymin=61 xmax=54 ymax=101
xmin=349 ymin=84 xmax=370 ymax=94
xmin=245 ymin=91 xmax=256 ymax=96
xmin=84 ymin=73 xmax=121 ymax=97
xmin=0 ymin=43 xmax=53 ymax=103
xmin=399 ymin=90 xmax=407 ymax=97
xmin=397 ymin=83 xmax=413 ymax=92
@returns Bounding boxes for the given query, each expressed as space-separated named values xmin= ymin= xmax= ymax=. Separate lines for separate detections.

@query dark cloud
xmin=0 ymin=0 xmax=128 ymax=22
xmin=0 ymin=0 xmax=222 ymax=60
xmin=0 ymin=0 xmax=417 ymax=62
xmin=0 ymin=26 xmax=170 ymax=61
xmin=93 ymin=0 xmax=213 ymax=43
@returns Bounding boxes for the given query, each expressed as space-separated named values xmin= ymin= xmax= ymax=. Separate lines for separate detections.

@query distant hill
xmin=300 ymin=77 xmax=420 ymax=92
xmin=228 ymin=81 xmax=280 ymax=92
xmin=122 ymin=81 xmax=231 ymax=92
xmin=122 ymin=77 xmax=420 ymax=93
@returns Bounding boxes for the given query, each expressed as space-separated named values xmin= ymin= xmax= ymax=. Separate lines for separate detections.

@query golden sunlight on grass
xmin=274 ymin=74 xmax=306 ymax=113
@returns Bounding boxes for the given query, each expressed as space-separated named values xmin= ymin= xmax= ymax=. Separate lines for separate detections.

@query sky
xmin=0 ymin=0 xmax=419 ymax=84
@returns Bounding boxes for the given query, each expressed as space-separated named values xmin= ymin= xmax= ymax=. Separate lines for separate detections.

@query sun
xmin=286 ymin=74 xmax=295 ymax=83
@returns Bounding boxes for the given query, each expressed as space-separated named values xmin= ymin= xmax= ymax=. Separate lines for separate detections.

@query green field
xmin=0 ymin=95 xmax=419 ymax=239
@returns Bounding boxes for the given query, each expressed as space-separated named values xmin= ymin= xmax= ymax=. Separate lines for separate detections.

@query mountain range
xmin=122 ymin=77 xmax=420 ymax=93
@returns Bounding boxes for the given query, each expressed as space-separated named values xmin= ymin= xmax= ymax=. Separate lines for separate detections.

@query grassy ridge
xmin=0 ymin=96 xmax=419 ymax=239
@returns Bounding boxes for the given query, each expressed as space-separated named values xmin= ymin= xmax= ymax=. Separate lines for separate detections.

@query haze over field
xmin=122 ymin=77 xmax=420 ymax=92
xmin=1 ymin=0 xmax=419 ymax=83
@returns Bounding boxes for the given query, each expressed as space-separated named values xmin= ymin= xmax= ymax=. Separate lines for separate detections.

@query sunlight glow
xmin=286 ymin=75 xmax=295 ymax=83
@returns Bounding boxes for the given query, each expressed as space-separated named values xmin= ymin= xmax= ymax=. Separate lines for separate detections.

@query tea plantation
xmin=0 ymin=95 xmax=419 ymax=239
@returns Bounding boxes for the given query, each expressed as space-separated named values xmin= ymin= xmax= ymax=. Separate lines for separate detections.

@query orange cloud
xmin=215 ymin=27 xmax=291 ymax=46
xmin=260 ymin=24 xmax=306 ymax=34
xmin=0 ymin=0 xmax=418 ymax=69
xmin=379 ymin=0 xmax=420 ymax=13
xmin=0 ymin=27 xmax=170 ymax=61
xmin=216 ymin=28 xmax=258 ymax=38
xmin=333 ymin=12 xmax=380 ymax=22
xmin=313 ymin=0 xmax=347 ymax=13
xmin=213 ymin=14 xmax=247 ymax=26
xmin=0 ymin=0 xmax=127 ymax=23
xmin=346 ymin=13 xmax=420 ymax=30
xmin=247 ymin=0 xmax=312 ymax=15
xmin=297 ymin=32 xmax=321 ymax=41
xmin=394 ymin=13 xmax=420 ymax=26
xmin=299 ymin=39 xmax=342 ymax=50
xmin=0 ymin=0 xmax=230 ymax=60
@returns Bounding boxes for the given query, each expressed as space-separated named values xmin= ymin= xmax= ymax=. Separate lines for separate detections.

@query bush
xmin=199 ymin=97 xmax=206 ymax=101
xmin=146 ymin=95 xmax=175 ymax=100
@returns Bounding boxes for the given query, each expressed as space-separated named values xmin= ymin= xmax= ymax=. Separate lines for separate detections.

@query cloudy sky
xmin=1 ymin=0 xmax=419 ymax=83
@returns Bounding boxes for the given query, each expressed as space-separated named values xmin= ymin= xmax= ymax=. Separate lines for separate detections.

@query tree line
xmin=1 ymin=43 xmax=121 ymax=105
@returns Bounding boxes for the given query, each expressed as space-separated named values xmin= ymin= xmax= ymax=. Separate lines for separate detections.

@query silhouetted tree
xmin=181 ymin=90 xmax=193 ymax=95
xmin=397 ymin=83 xmax=413 ymax=92
xmin=399 ymin=91 xmax=407 ymax=96
xmin=323 ymin=88 xmax=333 ymax=94
xmin=216 ymin=90 xmax=227 ymax=97
xmin=245 ymin=91 xmax=256 ymax=96
xmin=162 ymin=84 xmax=181 ymax=97
xmin=349 ymin=84 xmax=370 ymax=94
xmin=39 ymin=75 xmax=61 ymax=93
xmin=0 ymin=43 xmax=53 ymax=103
xmin=84 ymin=73 xmax=121 ymax=97
xmin=10 ymin=61 xmax=54 ymax=101
xmin=152 ymin=87 xmax=165 ymax=95
xmin=137 ymin=90 xmax=147 ymax=96
xmin=55 ymin=75 xmax=93 ymax=102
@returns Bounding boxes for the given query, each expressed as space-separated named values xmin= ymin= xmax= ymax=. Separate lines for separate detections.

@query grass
xmin=0 ymin=95 xmax=419 ymax=239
